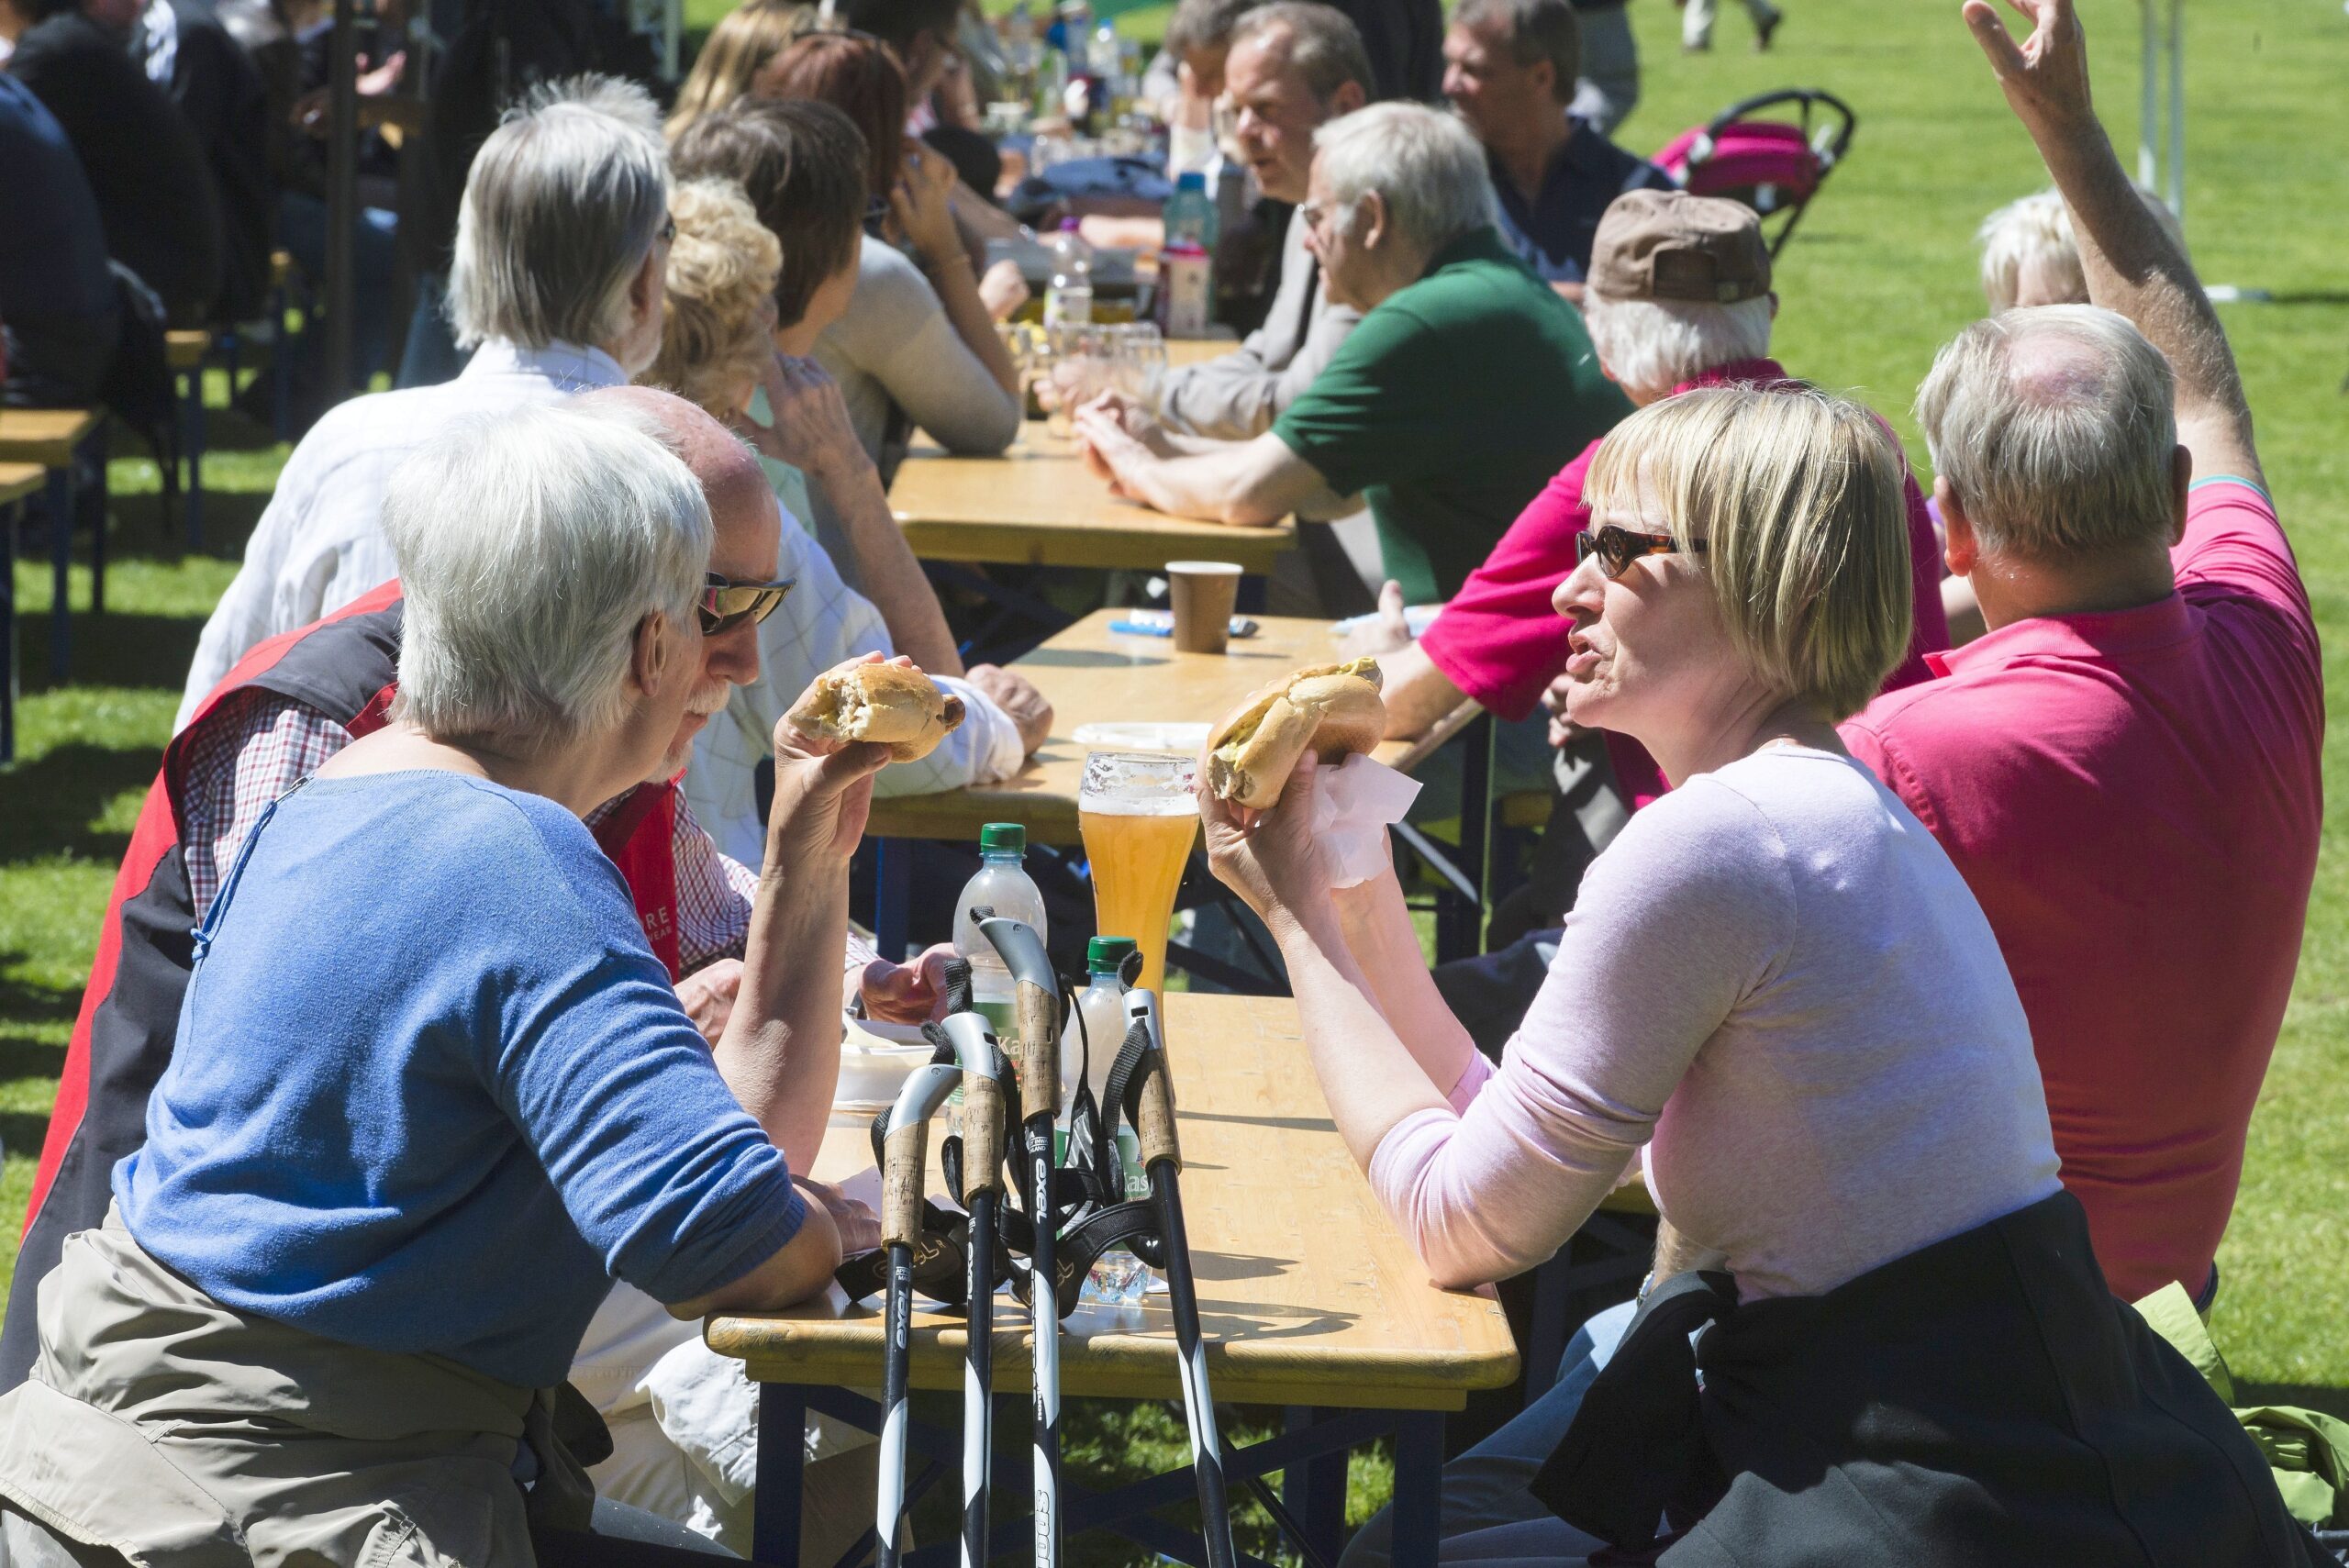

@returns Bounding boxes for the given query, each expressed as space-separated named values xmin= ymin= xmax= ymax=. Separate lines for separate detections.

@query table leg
xmin=185 ymin=368 xmax=207 ymax=551
xmin=1386 ymin=1411 xmax=1446 ymax=1568
xmin=754 ymin=1383 xmax=807 ymax=1565
xmin=3 ymin=497 xmax=17 ymax=766
xmin=1283 ymin=1407 xmax=1347 ymax=1568
xmin=272 ymin=284 xmax=293 ymax=442
xmin=87 ymin=426 xmax=106 ymax=617
xmin=46 ymin=466 xmax=72 ymax=682
xmin=874 ymin=837 xmax=911 ymax=962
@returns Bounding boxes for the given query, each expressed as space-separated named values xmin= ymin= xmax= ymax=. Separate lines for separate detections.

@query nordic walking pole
xmin=941 ymin=1009 xmax=1009 ymax=1568
xmin=1123 ymin=989 xmax=1238 ymax=1568
xmin=876 ymin=1047 xmax=963 ymax=1568
xmin=977 ymin=914 xmax=1065 ymax=1568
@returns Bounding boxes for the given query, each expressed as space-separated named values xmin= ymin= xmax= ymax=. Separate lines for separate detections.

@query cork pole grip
xmin=882 ymin=1121 xmax=929 ymax=1249
xmin=1132 ymin=1051 xmax=1181 ymax=1171
xmin=1017 ymin=980 xmax=1059 ymax=1113
xmin=962 ymin=1073 xmax=1008 ymax=1201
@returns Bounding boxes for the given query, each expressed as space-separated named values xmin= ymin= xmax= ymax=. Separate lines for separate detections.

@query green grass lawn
xmin=2 ymin=0 xmax=2344 ymax=1550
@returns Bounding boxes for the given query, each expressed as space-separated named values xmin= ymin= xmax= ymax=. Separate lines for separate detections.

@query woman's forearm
xmin=1330 ymin=869 xmax=1480 ymax=1099
xmin=921 ymin=251 xmax=1020 ymax=397
xmin=1273 ymin=905 xmax=1453 ymax=1173
xmin=719 ymin=858 xmax=851 ymax=1174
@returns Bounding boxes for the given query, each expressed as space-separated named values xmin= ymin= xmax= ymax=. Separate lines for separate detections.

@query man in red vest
xmin=5 ymin=387 xmax=928 ymax=1390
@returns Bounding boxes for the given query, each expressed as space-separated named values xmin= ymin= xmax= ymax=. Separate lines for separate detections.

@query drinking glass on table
xmin=1079 ymin=751 xmax=1199 ymax=994
xmin=1045 ymin=324 xmax=1109 ymax=439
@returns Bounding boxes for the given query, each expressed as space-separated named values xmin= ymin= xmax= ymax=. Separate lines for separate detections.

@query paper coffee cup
xmin=1165 ymin=561 xmax=1243 ymax=653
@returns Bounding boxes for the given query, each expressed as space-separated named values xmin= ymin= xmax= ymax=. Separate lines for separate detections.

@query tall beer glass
xmin=1078 ymin=751 xmax=1198 ymax=994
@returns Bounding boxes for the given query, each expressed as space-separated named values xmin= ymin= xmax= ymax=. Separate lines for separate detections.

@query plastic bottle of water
xmin=951 ymin=823 xmax=1049 ymax=1040
xmin=1158 ymin=170 xmax=1218 ymax=338
xmin=1044 ymin=218 xmax=1094 ymax=328
xmin=1063 ymin=936 xmax=1150 ymax=1307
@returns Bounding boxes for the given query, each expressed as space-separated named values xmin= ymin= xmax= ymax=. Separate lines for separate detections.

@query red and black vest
xmin=2 ymin=582 xmax=687 ymax=1391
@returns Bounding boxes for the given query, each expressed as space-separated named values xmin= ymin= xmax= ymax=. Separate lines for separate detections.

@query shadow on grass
xmin=0 ymin=740 xmax=160 ymax=867
xmin=7 ymin=610 xmax=215 ymax=699
xmin=0 ymin=975 xmax=79 ymax=1028
xmin=0 ymin=1110 xmax=52 ymax=1159
xmin=0 ymin=1035 xmax=69 ymax=1080
xmin=2238 ymin=1383 xmax=2349 ymax=1422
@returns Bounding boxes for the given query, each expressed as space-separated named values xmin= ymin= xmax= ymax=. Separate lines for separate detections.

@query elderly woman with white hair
xmin=0 ymin=402 xmax=889 ymax=1568
xmin=1076 ymin=100 xmax=1631 ymax=606
xmin=1219 ymin=385 xmax=2310 ymax=1567
xmin=179 ymin=75 xmax=682 ymax=719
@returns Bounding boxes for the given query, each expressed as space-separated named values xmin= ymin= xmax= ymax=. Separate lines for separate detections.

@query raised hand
xmin=768 ymin=653 xmax=898 ymax=867
xmin=740 ymin=353 xmax=867 ymax=485
xmin=1962 ymin=0 xmax=2096 ymax=137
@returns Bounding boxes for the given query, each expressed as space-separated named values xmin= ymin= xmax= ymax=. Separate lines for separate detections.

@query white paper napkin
xmin=1307 ymin=754 xmax=1422 ymax=888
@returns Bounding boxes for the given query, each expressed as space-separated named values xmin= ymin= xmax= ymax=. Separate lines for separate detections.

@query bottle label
xmin=1045 ymin=288 xmax=1093 ymax=328
xmin=1163 ymin=250 xmax=1212 ymax=339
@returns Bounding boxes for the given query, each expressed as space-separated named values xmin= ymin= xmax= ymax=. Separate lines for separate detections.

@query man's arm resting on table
xmin=1376 ymin=640 xmax=1475 ymax=741
xmin=667 ymin=1186 xmax=843 ymax=1318
xmin=1112 ymin=428 xmax=1330 ymax=528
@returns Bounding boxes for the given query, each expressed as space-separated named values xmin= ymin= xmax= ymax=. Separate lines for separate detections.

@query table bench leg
xmin=1387 ymin=1411 xmax=1446 ymax=1568
xmin=1284 ymin=1406 xmax=1348 ymax=1568
xmin=184 ymin=368 xmax=206 ymax=551
xmin=875 ymin=837 xmax=911 ymax=963
xmin=3 ymin=498 xmax=17 ymax=766
xmin=754 ymin=1384 xmax=808 ymax=1565
xmin=46 ymin=467 xmax=72 ymax=682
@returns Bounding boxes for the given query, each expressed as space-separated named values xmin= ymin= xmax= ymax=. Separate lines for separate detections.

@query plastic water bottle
xmin=1159 ymin=170 xmax=1217 ymax=338
xmin=951 ymin=823 xmax=1049 ymax=1039
xmin=1063 ymin=936 xmax=1150 ymax=1307
xmin=1044 ymin=218 xmax=1094 ymax=328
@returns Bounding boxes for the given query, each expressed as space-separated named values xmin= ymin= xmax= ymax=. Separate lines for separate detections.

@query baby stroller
xmin=1652 ymin=88 xmax=1857 ymax=256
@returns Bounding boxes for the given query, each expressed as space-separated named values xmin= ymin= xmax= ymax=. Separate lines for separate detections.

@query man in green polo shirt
xmin=1075 ymin=101 xmax=1629 ymax=603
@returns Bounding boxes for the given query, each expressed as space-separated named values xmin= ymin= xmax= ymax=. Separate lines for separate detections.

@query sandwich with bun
xmin=1205 ymin=657 xmax=1385 ymax=808
xmin=788 ymin=662 xmax=965 ymax=762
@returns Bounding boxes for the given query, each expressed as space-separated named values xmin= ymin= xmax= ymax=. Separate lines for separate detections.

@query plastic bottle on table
xmin=1063 ymin=935 xmax=1150 ymax=1307
xmin=1044 ymin=217 xmax=1095 ymax=327
xmin=1158 ymin=170 xmax=1218 ymax=338
xmin=951 ymin=823 xmax=1050 ymax=1040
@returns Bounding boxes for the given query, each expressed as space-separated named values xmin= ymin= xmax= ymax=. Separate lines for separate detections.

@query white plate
xmin=835 ymin=1015 xmax=933 ymax=1109
xmin=1072 ymin=721 xmax=1211 ymax=752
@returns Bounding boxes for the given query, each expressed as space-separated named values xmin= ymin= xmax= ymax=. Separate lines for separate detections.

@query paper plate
xmin=1072 ymin=721 xmax=1211 ymax=752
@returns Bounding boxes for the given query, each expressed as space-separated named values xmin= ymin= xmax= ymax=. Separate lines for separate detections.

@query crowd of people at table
xmin=0 ymin=0 xmax=2333 ymax=1562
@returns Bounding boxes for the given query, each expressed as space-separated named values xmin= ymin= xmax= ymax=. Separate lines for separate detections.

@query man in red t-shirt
xmin=1363 ymin=190 xmax=1947 ymax=932
xmin=1839 ymin=0 xmax=2320 ymax=1308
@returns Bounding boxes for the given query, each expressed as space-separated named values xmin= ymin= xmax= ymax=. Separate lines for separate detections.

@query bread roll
xmin=788 ymin=663 xmax=966 ymax=762
xmin=1205 ymin=657 xmax=1385 ymax=808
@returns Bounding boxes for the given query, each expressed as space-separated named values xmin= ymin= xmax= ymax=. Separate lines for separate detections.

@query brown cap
xmin=1586 ymin=190 xmax=1771 ymax=305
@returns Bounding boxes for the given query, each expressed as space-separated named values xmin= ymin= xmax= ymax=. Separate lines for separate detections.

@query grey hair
xmin=384 ymin=403 xmax=713 ymax=751
xmin=1164 ymin=0 xmax=1263 ymax=63
xmin=449 ymin=76 xmax=672 ymax=354
xmin=1229 ymin=1 xmax=1375 ymax=102
xmin=1313 ymin=103 xmax=1496 ymax=259
xmin=1584 ymin=294 xmax=1775 ymax=403
xmin=1453 ymin=0 xmax=1580 ymax=103
xmin=1976 ymin=185 xmax=2185 ymax=314
xmin=1915 ymin=304 xmax=2178 ymax=559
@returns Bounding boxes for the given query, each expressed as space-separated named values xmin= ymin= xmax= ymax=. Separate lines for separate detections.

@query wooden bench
xmin=0 ymin=408 xmax=107 ymax=682
xmin=0 ymin=462 xmax=41 ymax=764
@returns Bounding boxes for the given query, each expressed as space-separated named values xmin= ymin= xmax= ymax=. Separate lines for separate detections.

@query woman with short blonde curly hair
xmin=643 ymin=176 xmax=783 ymax=419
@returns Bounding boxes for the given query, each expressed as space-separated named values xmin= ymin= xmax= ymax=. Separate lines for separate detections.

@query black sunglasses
xmin=1575 ymin=525 xmax=1709 ymax=578
xmin=697 ymin=573 xmax=797 ymax=636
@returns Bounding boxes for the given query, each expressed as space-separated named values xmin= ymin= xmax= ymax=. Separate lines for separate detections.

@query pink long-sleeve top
xmin=1372 ymin=747 xmax=2064 ymax=1299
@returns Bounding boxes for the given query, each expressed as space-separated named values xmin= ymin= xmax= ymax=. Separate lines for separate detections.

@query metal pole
xmin=325 ymin=0 xmax=359 ymax=398
xmin=2136 ymin=0 xmax=2156 ymax=191
xmin=2165 ymin=0 xmax=2185 ymax=222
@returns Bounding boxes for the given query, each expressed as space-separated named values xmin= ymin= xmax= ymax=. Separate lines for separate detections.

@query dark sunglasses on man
xmin=1575 ymin=525 xmax=1710 ymax=579
xmin=697 ymin=573 xmax=797 ymax=636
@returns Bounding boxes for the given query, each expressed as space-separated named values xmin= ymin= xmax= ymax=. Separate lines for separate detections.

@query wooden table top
xmin=706 ymin=991 xmax=1521 ymax=1409
xmin=166 ymin=330 xmax=209 ymax=372
xmin=0 ymin=408 xmax=99 ymax=467
xmin=0 ymin=462 xmax=42 ymax=507
xmin=891 ymin=428 xmax=1295 ymax=574
xmin=868 ymin=608 xmax=1377 ymax=845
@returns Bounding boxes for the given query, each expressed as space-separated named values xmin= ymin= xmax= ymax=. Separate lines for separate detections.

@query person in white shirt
xmin=175 ymin=75 xmax=674 ymax=728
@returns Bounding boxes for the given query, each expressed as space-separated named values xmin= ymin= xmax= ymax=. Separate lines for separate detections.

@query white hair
xmin=384 ymin=402 xmax=713 ymax=751
xmin=1312 ymin=103 xmax=1497 ymax=260
xmin=1583 ymin=294 xmax=1774 ymax=404
xmin=449 ymin=76 xmax=672 ymax=354
xmin=1976 ymin=185 xmax=2185 ymax=313
xmin=1915 ymin=303 xmax=2177 ymax=559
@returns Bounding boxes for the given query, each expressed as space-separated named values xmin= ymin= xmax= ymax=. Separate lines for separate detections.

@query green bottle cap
xmin=979 ymin=823 xmax=1027 ymax=854
xmin=1088 ymin=936 xmax=1138 ymax=973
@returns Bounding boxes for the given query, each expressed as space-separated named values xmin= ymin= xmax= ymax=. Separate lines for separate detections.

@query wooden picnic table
xmin=0 ymin=407 xmax=106 ymax=681
xmin=868 ymin=608 xmax=1369 ymax=846
xmin=707 ymin=989 xmax=1520 ymax=1568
